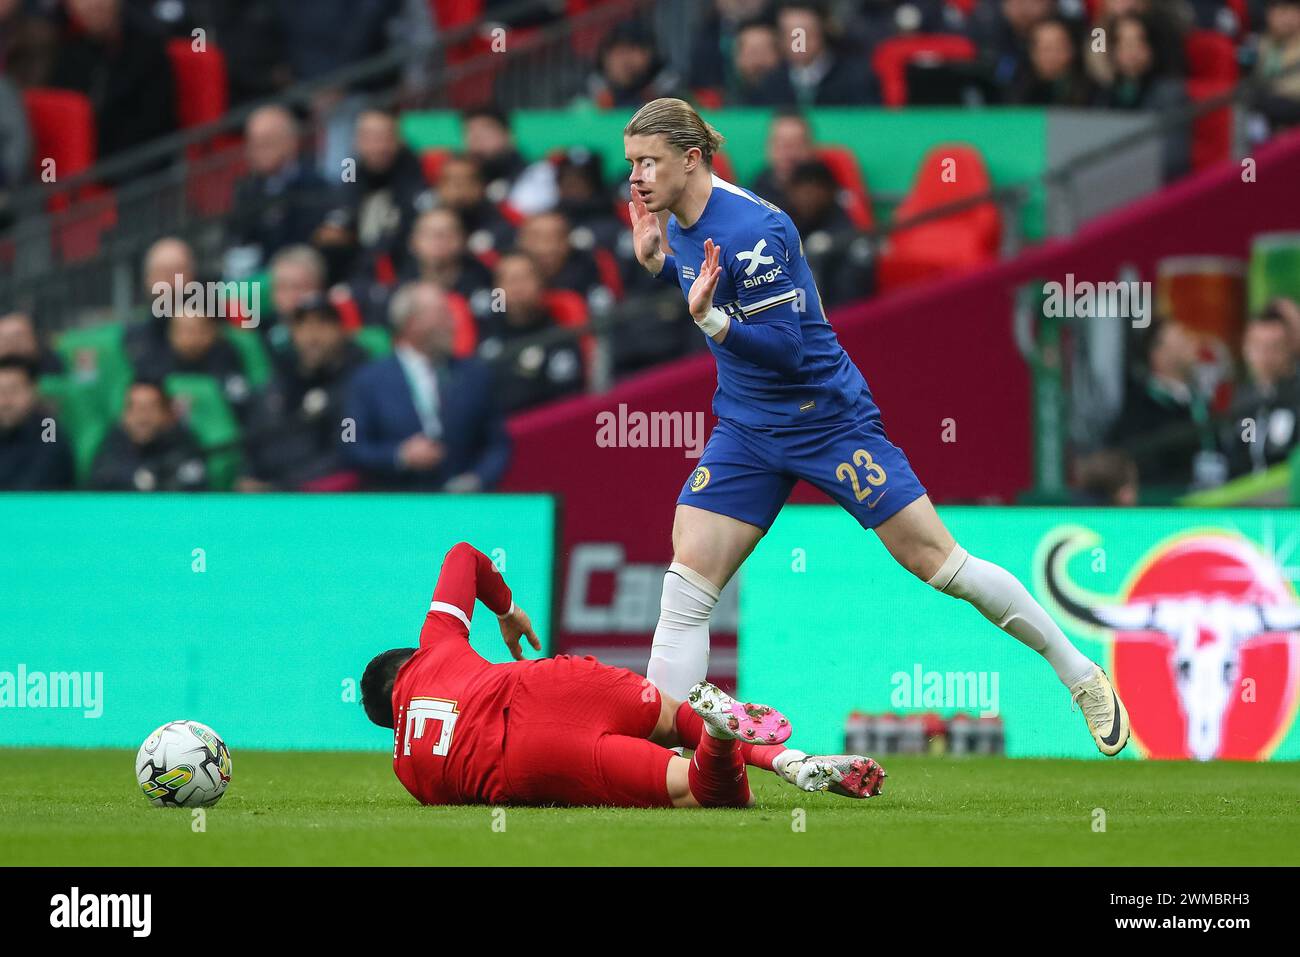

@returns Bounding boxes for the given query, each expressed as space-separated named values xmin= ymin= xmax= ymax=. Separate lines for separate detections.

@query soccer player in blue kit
xmin=623 ymin=98 xmax=1130 ymax=758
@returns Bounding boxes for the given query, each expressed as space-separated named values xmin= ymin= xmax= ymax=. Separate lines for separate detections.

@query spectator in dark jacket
xmin=238 ymin=296 xmax=368 ymax=491
xmin=751 ymin=110 xmax=817 ymax=210
xmin=1009 ymin=16 xmax=1094 ymax=106
xmin=1224 ymin=310 xmax=1300 ymax=475
xmin=89 ymin=379 xmax=207 ymax=491
xmin=434 ymin=154 xmax=517 ymax=255
xmin=125 ymin=236 xmax=196 ymax=374
xmin=400 ymin=207 xmax=495 ymax=307
xmin=342 ymin=281 xmax=510 ymax=491
xmin=749 ymin=2 xmax=880 ymax=105
xmin=0 ymin=0 xmax=59 ymax=88
xmin=229 ymin=105 xmax=332 ymax=269
xmin=687 ymin=0 xmax=775 ymax=91
xmin=0 ymin=312 xmax=63 ymax=376
xmin=49 ymin=0 xmax=175 ymax=164
xmin=1096 ymin=13 xmax=1191 ymax=180
xmin=316 ymin=107 xmax=432 ymax=283
xmin=477 ymin=252 xmax=585 ymax=413
xmin=517 ymin=211 xmax=608 ymax=305
xmin=0 ymin=356 xmax=73 ymax=489
xmin=1107 ymin=319 xmax=1217 ymax=489
xmin=782 ymin=160 xmax=873 ymax=306
xmin=728 ymin=19 xmax=784 ymax=105
xmin=131 ymin=308 xmax=253 ymax=417
xmin=577 ymin=21 xmax=687 ymax=109
xmin=553 ymin=149 xmax=622 ymax=250
xmin=966 ymin=0 xmax=1055 ymax=91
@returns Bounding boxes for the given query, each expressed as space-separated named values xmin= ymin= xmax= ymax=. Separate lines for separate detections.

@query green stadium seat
xmin=164 ymin=373 xmax=242 ymax=491
xmin=353 ymin=325 xmax=392 ymax=358
xmin=49 ymin=321 xmax=134 ymax=479
xmin=36 ymin=374 xmax=113 ymax=484
xmin=224 ymin=327 xmax=272 ymax=389
xmin=1248 ymin=232 xmax=1300 ymax=314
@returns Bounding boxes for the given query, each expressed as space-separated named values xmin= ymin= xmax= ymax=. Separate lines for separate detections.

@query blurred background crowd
xmin=0 ymin=0 xmax=1298 ymax=504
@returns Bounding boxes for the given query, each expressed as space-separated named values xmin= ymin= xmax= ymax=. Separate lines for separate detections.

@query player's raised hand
xmin=688 ymin=238 xmax=723 ymax=324
xmin=498 ymin=604 xmax=542 ymax=661
xmin=628 ymin=188 xmax=664 ymax=275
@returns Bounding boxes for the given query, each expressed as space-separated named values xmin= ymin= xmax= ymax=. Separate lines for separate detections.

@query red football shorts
xmin=501 ymin=655 xmax=674 ymax=808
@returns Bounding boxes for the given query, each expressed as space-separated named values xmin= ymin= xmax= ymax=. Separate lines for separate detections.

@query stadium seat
xmin=164 ymin=373 xmax=242 ymax=491
xmin=876 ymin=143 xmax=1001 ymax=291
xmin=22 ymin=88 xmax=117 ymax=261
xmin=448 ymin=292 xmax=479 ymax=358
xmin=352 ymin=325 xmax=393 ymax=358
xmin=1185 ymin=31 xmax=1239 ymax=171
xmin=871 ymin=34 xmax=977 ymax=107
xmin=593 ymin=247 xmax=626 ymax=301
xmin=224 ymin=327 xmax=272 ymax=390
xmin=166 ymin=39 xmax=243 ymax=217
xmin=712 ymin=151 xmax=738 ymax=183
xmin=37 ymin=374 xmax=114 ymax=483
xmin=54 ymin=321 xmax=133 ymax=428
xmin=814 ymin=145 xmax=873 ymax=230
xmin=420 ymin=148 xmax=452 ymax=187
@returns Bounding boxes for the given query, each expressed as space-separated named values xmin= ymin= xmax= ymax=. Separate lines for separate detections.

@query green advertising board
xmin=0 ymin=495 xmax=555 ymax=750
xmin=739 ymin=506 xmax=1300 ymax=761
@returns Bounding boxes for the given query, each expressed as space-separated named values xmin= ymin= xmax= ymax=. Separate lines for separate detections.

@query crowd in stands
xmin=2 ymin=1 xmax=1299 ymax=498
xmin=1077 ymin=297 xmax=1300 ymax=504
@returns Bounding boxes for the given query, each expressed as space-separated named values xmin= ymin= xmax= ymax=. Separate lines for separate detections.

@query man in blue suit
xmin=342 ymin=281 xmax=511 ymax=491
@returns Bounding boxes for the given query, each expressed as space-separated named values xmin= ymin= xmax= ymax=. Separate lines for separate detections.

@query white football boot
xmin=1068 ymin=664 xmax=1130 ymax=756
xmin=774 ymin=750 xmax=887 ymax=799
xmin=687 ymin=681 xmax=792 ymax=745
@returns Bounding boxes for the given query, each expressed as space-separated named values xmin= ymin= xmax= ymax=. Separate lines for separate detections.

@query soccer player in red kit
xmin=361 ymin=542 xmax=886 ymax=808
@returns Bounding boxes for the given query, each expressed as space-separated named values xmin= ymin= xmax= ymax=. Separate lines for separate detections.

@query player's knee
xmin=925 ymin=543 xmax=970 ymax=592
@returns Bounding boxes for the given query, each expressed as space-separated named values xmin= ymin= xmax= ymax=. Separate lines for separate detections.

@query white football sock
xmin=646 ymin=562 xmax=718 ymax=700
xmin=928 ymin=545 xmax=1095 ymax=686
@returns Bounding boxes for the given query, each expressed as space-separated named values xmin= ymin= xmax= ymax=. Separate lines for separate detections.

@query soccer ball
xmin=135 ymin=720 xmax=233 ymax=808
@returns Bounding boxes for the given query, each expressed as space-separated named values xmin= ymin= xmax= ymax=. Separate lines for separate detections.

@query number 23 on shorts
xmin=835 ymin=449 xmax=887 ymax=507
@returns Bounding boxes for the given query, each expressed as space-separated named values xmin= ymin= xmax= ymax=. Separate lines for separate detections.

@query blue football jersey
xmin=663 ymin=174 xmax=871 ymax=427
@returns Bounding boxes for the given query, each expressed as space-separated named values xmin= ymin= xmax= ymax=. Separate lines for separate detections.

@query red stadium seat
xmin=876 ymin=143 xmax=1001 ymax=291
xmin=21 ymin=88 xmax=116 ymax=261
xmin=712 ymin=150 xmax=737 ymax=183
xmin=420 ymin=148 xmax=452 ymax=186
xmin=166 ymin=39 xmax=242 ymax=217
xmin=446 ymin=291 xmax=479 ymax=358
xmin=1185 ymin=31 xmax=1239 ymax=170
xmin=330 ymin=287 xmax=366 ymax=332
xmin=814 ymin=145 xmax=873 ymax=229
xmin=167 ymin=39 xmax=229 ymax=129
xmin=871 ymin=34 xmax=976 ymax=107
xmin=693 ymin=88 xmax=725 ymax=110
xmin=593 ymin=247 xmax=625 ymax=301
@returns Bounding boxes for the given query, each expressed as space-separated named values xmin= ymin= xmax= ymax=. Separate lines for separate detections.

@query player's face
xmin=624 ymin=133 xmax=686 ymax=213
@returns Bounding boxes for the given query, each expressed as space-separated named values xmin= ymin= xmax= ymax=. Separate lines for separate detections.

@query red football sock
xmin=674 ymin=701 xmax=785 ymax=771
xmin=687 ymin=730 xmax=751 ymax=808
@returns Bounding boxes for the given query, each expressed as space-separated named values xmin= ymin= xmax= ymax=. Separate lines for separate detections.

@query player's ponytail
xmin=624 ymin=97 xmax=726 ymax=167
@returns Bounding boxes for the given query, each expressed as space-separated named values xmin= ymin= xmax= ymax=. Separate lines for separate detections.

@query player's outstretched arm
xmin=424 ymin=543 xmax=539 ymax=658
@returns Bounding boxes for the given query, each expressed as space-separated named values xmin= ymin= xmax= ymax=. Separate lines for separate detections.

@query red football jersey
xmin=391 ymin=543 xmax=526 ymax=805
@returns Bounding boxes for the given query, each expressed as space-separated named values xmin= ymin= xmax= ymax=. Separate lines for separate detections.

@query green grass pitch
xmin=2 ymin=749 xmax=1298 ymax=866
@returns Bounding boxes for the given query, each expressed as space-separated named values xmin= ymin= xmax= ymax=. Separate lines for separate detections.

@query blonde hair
xmin=623 ymin=98 xmax=725 ymax=166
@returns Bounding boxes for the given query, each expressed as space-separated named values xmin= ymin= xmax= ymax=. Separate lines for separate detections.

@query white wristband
xmin=497 ymin=601 xmax=515 ymax=620
xmin=696 ymin=306 xmax=728 ymax=337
